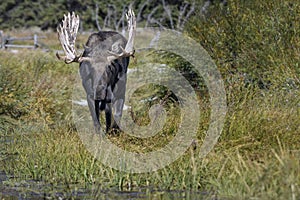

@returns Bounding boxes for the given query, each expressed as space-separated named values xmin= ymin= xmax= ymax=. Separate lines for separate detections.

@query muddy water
xmin=0 ymin=176 xmax=211 ymax=200
xmin=1 ymin=159 xmax=210 ymax=199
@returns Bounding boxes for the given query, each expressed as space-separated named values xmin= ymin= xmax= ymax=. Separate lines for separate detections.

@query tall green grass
xmin=1 ymin=0 xmax=299 ymax=198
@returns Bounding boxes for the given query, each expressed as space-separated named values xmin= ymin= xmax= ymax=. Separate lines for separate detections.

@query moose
xmin=56 ymin=9 xmax=136 ymax=134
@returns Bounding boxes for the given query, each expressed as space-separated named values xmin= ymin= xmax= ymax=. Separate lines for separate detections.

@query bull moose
xmin=56 ymin=9 xmax=136 ymax=134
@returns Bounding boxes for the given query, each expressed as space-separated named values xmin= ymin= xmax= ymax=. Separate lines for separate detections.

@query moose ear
xmin=111 ymin=40 xmax=124 ymax=53
xmin=83 ymin=45 xmax=92 ymax=54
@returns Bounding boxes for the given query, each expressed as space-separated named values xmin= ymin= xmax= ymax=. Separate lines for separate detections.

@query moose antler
xmin=107 ymin=9 xmax=136 ymax=62
xmin=56 ymin=12 xmax=90 ymax=64
xmin=57 ymin=10 xmax=135 ymax=64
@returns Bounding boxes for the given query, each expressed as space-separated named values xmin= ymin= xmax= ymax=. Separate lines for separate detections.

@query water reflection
xmin=0 ymin=178 xmax=214 ymax=200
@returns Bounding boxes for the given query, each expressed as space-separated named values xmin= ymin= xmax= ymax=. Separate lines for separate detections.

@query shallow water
xmin=0 ymin=175 xmax=213 ymax=200
xmin=1 ymin=169 xmax=213 ymax=199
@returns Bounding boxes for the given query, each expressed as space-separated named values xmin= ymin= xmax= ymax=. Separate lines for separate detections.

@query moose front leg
xmin=112 ymin=73 xmax=127 ymax=130
xmin=105 ymin=103 xmax=113 ymax=133
xmin=86 ymin=94 xmax=101 ymax=133
xmin=112 ymin=99 xmax=124 ymax=130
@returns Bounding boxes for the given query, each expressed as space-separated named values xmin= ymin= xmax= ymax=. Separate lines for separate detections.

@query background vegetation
xmin=0 ymin=0 xmax=299 ymax=199
xmin=0 ymin=0 xmax=193 ymax=30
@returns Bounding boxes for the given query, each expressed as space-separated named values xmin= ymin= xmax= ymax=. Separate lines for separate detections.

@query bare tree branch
xmin=137 ymin=0 xmax=152 ymax=22
xmin=115 ymin=5 xmax=127 ymax=34
xmin=103 ymin=4 xmax=115 ymax=29
xmin=92 ymin=1 xmax=194 ymax=33
xmin=177 ymin=1 xmax=195 ymax=31
xmin=177 ymin=2 xmax=189 ymax=30
xmin=145 ymin=6 xmax=164 ymax=29
xmin=162 ymin=0 xmax=174 ymax=30
xmin=95 ymin=3 xmax=102 ymax=31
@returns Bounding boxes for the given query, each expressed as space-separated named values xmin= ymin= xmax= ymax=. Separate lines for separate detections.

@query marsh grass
xmin=1 ymin=50 xmax=299 ymax=199
xmin=1 ymin=0 xmax=300 ymax=198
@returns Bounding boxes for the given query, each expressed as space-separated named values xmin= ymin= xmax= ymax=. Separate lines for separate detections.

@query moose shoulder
xmin=56 ymin=10 xmax=136 ymax=134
